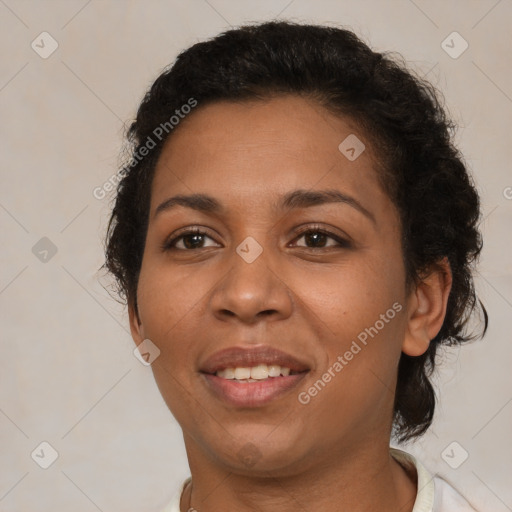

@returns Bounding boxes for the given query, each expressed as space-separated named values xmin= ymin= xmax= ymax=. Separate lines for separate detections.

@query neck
xmin=180 ymin=440 xmax=417 ymax=512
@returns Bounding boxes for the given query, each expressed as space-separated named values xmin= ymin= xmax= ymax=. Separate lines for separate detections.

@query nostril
xmin=258 ymin=310 xmax=277 ymax=317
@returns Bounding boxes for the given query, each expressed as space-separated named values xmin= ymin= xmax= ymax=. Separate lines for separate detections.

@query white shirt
xmin=160 ymin=447 xmax=477 ymax=511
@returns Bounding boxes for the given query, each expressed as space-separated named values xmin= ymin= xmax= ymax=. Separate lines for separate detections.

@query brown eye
xmin=162 ymin=228 xmax=219 ymax=251
xmin=292 ymin=227 xmax=351 ymax=249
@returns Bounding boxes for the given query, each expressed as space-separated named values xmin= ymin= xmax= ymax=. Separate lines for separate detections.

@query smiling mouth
xmin=212 ymin=364 xmax=304 ymax=382
xmin=199 ymin=345 xmax=311 ymax=406
xmin=201 ymin=366 xmax=310 ymax=407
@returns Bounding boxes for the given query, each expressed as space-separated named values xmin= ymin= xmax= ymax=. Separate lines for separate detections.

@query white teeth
xmin=268 ymin=365 xmax=281 ymax=377
xmin=234 ymin=367 xmax=251 ymax=380
xmin=223 ymin=367 xmax=235 ymax=379
xmin=251 ymin=364 xmax=269 ymax=380
xmin=215 ymin=365 xmax=294 ymax=380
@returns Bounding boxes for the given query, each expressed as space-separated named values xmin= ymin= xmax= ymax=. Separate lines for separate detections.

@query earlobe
xmin=402 ymin=257 xmax=453 ymax=357
xmin=128 ymin=298 xmax=145 ymax=346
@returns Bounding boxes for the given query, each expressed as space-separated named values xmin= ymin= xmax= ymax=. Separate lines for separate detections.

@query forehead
xmin=150 ymin=95 xmax=388 ymax=217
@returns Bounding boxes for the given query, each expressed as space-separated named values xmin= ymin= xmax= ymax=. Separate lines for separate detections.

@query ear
xmin=128 ymin=296 xmax=145 ymax=346
xmin=402 ymin=257 xmax=453 ymax=357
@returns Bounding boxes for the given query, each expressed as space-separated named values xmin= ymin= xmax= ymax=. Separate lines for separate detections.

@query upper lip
xmin=200 ymin=346 xmax=311 ymax=374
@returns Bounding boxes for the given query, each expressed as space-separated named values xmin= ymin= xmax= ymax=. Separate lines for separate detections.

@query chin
xmin=204 ymin=428 xmax=308 ymax=477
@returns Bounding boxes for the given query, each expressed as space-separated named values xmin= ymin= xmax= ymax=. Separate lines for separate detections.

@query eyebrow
xmin=153 ymin=188 xmax=376 ymax=224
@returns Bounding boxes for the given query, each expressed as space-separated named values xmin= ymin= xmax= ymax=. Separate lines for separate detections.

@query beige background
xmin=1 ymin=1 xmax=511 ymax=511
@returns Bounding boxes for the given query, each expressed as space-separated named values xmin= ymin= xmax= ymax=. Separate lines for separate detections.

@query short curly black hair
xmin=103 ymin=20 xmax=487 ymax=442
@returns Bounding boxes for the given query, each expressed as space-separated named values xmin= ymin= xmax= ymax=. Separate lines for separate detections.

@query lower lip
xmin=201 ymin=372 xmax=308 ymax=407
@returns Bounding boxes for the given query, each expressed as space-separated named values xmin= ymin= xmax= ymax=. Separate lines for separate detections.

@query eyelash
xmin=161 ymin=224 xmax=351 ymax=251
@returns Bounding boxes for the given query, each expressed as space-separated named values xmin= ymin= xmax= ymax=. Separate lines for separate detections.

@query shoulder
xmin=159 ymin=476 xmax=190 ymax=512
xmin=390 ymin=447 xmax=478 ymax=512
xmin=432 ymin=476 xmax=478 ymax=512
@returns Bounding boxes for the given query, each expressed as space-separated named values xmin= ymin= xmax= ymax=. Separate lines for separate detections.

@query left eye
xmin=291 ymin=229 xmax=350 ymax=249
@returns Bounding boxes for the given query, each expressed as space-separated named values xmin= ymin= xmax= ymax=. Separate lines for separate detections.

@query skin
xmin=129 ymin=95 xmax=452 ymax=512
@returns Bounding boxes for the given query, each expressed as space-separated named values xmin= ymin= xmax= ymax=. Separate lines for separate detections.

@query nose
xmin=209 ymin=245 xmax=293 ymax=324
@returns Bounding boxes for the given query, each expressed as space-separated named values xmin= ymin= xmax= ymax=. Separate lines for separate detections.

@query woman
xmin=104 ymin=21 xmax=487 ymax=512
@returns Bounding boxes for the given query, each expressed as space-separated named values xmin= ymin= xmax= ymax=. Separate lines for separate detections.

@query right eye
xmin=162 ymin=227 xmax=220 ymax=251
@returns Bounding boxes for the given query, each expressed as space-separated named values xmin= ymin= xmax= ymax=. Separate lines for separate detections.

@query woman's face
xmin=130 ymin=95 xmax=414 ymax=475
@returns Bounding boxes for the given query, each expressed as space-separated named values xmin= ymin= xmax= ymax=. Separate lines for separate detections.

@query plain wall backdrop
xmin=1 ymin=1 xmax=511 ymax=511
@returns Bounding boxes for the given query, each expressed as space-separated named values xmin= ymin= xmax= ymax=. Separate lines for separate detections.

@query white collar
xmin=390 ymin=447 xmax=435 ymax=512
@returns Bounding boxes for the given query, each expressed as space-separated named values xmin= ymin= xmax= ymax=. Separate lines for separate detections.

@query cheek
xmin=135 ymin=261 xmax=216 ymax=367
xmin=292 ymin=257 xmax=404 ymax=341
xmin=290 ymin=256 xmax=406 ymax=401
xmin=135 ymin=264 xmax=212 ymax=422
xmin=137 ymin=256 xmax=218 ymax=329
